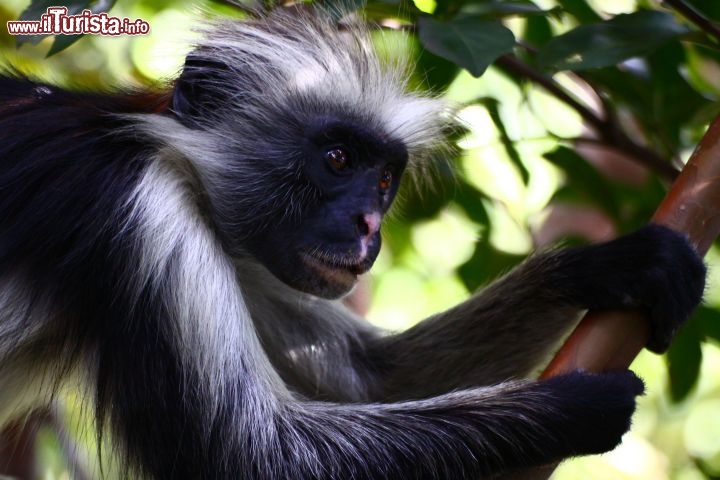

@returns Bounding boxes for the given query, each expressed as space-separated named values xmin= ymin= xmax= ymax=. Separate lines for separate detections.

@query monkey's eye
xmin=325 ymin=147 xmax=350 ymax=171
xmin=379 ymin=167 xmax=394 ymax=191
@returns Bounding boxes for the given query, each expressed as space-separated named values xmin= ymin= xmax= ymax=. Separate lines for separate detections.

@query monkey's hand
xmin=536 ymin=370 xmax=645 ymax=457
xmin=544 ymin=224 xmax=706 ymax=353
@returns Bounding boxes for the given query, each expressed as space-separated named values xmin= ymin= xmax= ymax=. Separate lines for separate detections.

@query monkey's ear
xmin=172 ymin=56 xmax=229 ymax=125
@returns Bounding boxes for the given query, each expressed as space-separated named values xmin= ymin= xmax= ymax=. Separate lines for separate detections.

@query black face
xmin=246 ymin=118 xmax=407 ymax=298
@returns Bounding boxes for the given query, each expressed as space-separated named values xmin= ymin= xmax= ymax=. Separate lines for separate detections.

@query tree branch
xmin=664 ymin=0 xmax=720 ymax=44
xmin=511 ymin=112 xmax=720 ymax=480
xmin=494 ymin=55 xmax=604 ymax=131
xmin=494 ymin=54 xmax=679 ymax=181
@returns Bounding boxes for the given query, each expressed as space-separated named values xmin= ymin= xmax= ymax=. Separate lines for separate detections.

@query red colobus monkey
xmin=0 ymin=7 xmax=706 ymax=479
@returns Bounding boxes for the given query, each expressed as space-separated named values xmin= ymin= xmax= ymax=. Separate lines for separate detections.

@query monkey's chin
xmin=299 ymin=252 xmax=365 ymax=298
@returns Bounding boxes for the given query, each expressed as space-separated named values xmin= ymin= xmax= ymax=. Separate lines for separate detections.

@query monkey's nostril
xmin=356 ymin=215 xmax=370 ymax=237
xmin=356 ymin=212 xmax=382 ymax=239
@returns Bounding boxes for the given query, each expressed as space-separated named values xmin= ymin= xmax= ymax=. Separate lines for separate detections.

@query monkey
xmin=0 ymin=6 xmax=706 ymax=480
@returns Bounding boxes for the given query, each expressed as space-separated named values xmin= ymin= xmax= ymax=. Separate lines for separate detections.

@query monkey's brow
xmin=308 ymin=120 xmax=408 ymax=161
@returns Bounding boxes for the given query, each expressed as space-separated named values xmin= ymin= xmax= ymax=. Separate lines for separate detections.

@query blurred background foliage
xmin=2 ymin=0 xmax=720 ymax=478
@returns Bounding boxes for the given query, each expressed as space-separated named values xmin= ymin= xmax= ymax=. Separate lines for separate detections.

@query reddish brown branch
xmin=513 ymin=114 xmax=720 ymax=480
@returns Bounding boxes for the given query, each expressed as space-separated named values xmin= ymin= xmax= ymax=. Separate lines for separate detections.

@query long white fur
xmin=176 ymin=10 xmax=447 ymax=174
xmin=123 ymin=158 xmax=290 ymax=421
xmin=198 ymin=11 xmax=446 ymax=150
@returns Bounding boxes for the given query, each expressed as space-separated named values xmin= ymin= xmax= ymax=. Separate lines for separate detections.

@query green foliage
xmin=537 ymin=10 xmax=688 ymax=71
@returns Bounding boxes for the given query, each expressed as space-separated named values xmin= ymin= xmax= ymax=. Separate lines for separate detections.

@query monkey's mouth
xmin=300 ymin=251 xmax=370 ymax=284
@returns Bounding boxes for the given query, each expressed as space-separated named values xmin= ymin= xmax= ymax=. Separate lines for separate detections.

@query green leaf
xmin=579 ymin=41 xmax=709 ymax=158
xmin=418 ymin=15 xmax=515 ymax=77
xmin=523 ymin=14 xmax=554 ymax=47
xmin=537 ymin=10 xmax=689 ymax=71
xmin=667 ymin=314 xmax=703 ymax=403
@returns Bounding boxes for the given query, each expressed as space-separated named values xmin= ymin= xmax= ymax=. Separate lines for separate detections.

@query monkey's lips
xmin=300 ymin=251 xmax=370 ymax=286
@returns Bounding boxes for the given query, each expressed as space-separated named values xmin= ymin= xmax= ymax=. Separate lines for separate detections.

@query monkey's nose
xmin=356 ymin=212 xmax=381 ymax=258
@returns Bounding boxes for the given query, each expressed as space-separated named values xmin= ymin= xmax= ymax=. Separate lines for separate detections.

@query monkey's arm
xmin=362 ymin=225 xmax=705 ymax=399
xmin=367 ymin=258 xmax=582 ymax=397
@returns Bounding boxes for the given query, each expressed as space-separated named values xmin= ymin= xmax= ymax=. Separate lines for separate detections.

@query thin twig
xmin=494 ymin=54 xmax=679 ymax=180
xmin=495 ymin=55 xmax=605 ymax=131
xmin=664 ymin=0 xmax=720 ymax=44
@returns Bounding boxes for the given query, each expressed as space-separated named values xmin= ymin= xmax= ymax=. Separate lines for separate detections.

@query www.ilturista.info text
xmin=7 ymin=7 xmax=150 ymax=36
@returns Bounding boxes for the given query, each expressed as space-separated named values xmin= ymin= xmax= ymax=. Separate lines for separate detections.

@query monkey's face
xmin=246 ymin=119 xmax=407 ymax=299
